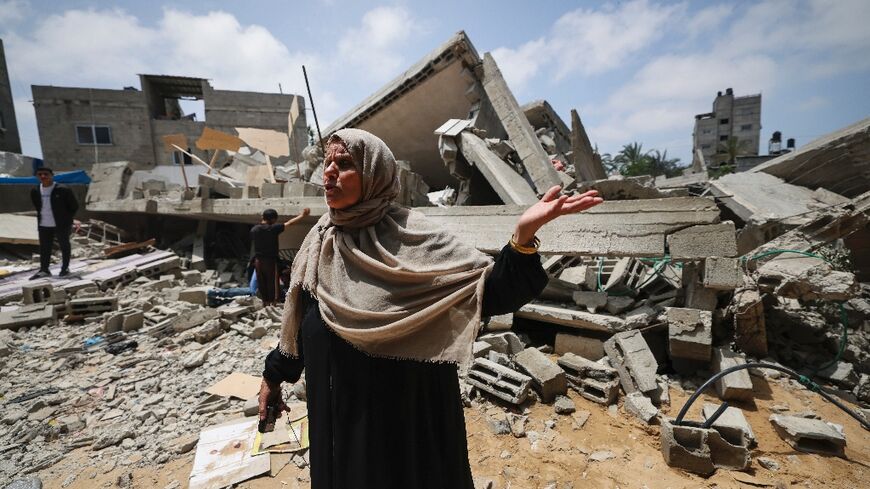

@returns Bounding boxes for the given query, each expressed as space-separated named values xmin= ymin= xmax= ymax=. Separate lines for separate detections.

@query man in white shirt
xmin=29 ymin=167 xmax=79 ymax=279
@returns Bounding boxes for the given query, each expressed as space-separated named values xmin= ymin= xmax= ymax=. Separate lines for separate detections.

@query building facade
xmin=32 ymin=75 xmax=307 ymax=171
xmin=692 ymin=88 xmax=761 ymax=166
xmin=0 ymin=39 xmax=22 ymax=154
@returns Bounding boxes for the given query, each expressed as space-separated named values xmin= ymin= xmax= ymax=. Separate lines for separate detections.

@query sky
xmin=1 ymin=0 xmax=869 ymax=166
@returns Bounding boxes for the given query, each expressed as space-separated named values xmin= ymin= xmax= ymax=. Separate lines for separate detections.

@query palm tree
xmin=717 ymin=136 xmax=746 ymax=165
xmin=613 ymin=142 xmax=652 ymax=176
xmin=647 ymin=149 xmax=682 ymax=178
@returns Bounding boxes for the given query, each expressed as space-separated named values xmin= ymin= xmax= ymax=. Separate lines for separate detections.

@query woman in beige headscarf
xmin=260 ymin=128 xmax=602 ymax=488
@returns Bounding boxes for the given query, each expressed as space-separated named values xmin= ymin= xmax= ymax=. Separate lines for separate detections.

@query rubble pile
xmin=1 ymin=31 xmax=868 ymax=487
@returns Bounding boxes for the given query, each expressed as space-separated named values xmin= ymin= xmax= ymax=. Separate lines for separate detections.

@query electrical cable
xmin=673 ymin=362 xmax=870 ymax=432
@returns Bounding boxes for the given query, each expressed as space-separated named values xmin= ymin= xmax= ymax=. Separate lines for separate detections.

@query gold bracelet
xmin=509 ymin=235 xmax=540 ymax=254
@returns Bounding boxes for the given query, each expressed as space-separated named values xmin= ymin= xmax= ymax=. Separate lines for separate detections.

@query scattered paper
xmin=205 ymin=372 xmax=261 ymax=400
xmin=188 ymin=417 xmax=270 ymax=489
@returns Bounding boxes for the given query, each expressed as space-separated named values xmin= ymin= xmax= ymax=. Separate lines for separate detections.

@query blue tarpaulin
xmin=0 ymin=170 xmax=91 ymax=185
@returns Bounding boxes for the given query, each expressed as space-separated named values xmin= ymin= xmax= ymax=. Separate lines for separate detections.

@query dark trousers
xmin=38 ymin=225 xmax=71 ymax=272
xmin=254 ymin=256 xmax=279 ymax=305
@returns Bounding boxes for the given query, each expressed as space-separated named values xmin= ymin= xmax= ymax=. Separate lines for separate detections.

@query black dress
xmin=263 ymin=245 xmax=548 ymax=489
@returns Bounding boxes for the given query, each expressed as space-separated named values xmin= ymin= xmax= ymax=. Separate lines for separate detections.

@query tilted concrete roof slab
xmin=324 ymin=32 xmax=481 ymax=188
xmin=749 ymin=117 xmax=870 ymax=198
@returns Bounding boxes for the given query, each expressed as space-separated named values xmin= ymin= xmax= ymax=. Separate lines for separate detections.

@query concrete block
xmin=104 ymin=308 xmax=144 ymax=333
xmin=260 ymin=182 xmax=284 ymax=198
xmin=136 ymin=256 xmax=182 ymax=278
xmin=178 ymin=286 xmax=212 ymax=306
xmin=513 ymin=347 xmax=567 ymax=403
xmin=624 ymin=392 xmax=659 ymax=424
xmin=572 ymin=291 xmax=608 ymax=313
xmin=667 ymin=307 xmax=712 ymax=362
xmin=516 ymin=303 xmax=626 ymax=333
xmin=22 ymin=281 xmax=66 ymax=305
xmin=557 ymin=352 xmax=619 ymax=405
xmin=68 ymin=297 xmax=118 ymax=317
xmin=554 ymin=332 xmax=604 ymax=360
xmin=818 ymin=361 xmax=859 ymax=389
xmin=467 ymin=358 xmax=532 ymax=405
xmin=768 ymin=414 xmax=846 ymax=457
xmin=667 ymin=222 xmax=737 ymax=259
xmin=181 ymin=270 xmax=202 ymax=286
xmin=702 ymin=403 xmax=756 ymax=447
xmin=682 ymin=262 xmax=719 ymax=311
xmin=604 ymin=330 xmax=660 ymax=400
xmin=703 ymin=257 xmax=742 ymax=290
xmin=733 ymin=289 xmax=767 ymax=357
xmin=0 ymin=303 xmax=56 ymax=330
xmin=660 ymin=420 xmax=750 ymax=475
xmin=479 ymin=331 xmax=525 ymax=355
xmin=605 ymin=296 xmax=635 ymax=315
xmin=712 ymin=348 xmax=754 ymax=401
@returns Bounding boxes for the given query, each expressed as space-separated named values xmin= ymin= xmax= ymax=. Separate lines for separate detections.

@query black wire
xmin=674 ymin=362 xmax=870 ymax=431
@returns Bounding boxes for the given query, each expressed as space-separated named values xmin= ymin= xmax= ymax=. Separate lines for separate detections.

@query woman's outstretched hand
xmin=513 ymin=186 xmax=604 ymax=245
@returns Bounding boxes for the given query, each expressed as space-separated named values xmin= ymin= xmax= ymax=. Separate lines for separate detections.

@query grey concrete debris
xmin=554 ymin=332 xmax=605 ymax=360
xmin=732 ymin=289 xmax=767 ymax=357
xmin=667 ymin=222 xmax=738 ymax=259
xmin=479 ymin=331 xmax=525 ymax=356
xmin=4 ymin=478 xmax=43 ymax=489
xmin=769 ymin=414 xmax=846 ymax=457
xmin=756 ymin=457 xmax=780 ymax=471
xmin=756 ymin=256 xmax=859 ymax=301
xmin=667 ymin=307 xmax=713 ymax=362
xmin=557 ymin=352 xmax=619 ymax=405
xmin=467 ymin=357 xmax=532 ymax=405
xmin=624 ymin=392 xmax=658 ymax=424
xmin=554 ymin=395 xmax=576 ymax=414
xmin=712 ymin=348 xmax=754 ymax=401
xmin=703 ymin=257 xmax=742 ymax=290
xmin=604 ymin=330 xmax=661 ymax=403
xmin=701 ymin=403 xmax=756 ymax=448
xmin=660 ymin=420 xmax=750 ymax=475
xmin=572 ymin=291 xmax=608 ymax=313
xmin=513 ymin=347 xmax=567 ymax=403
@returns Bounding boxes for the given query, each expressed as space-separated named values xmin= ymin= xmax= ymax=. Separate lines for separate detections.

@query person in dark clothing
xmin=251 ymin=207 xmax=309 ymax=305
xmin=29 ymin=167 xmax=79 ymax=279
xmin=258 ymin=129 xmax=603 ymax=489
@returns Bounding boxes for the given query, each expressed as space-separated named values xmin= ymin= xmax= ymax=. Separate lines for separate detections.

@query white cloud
xmin=0 ymin=0 xmax=27 ymax=25
xmin=491 ymin=38 xmax=546 ymax=91
xmin=548 ymin=0 xmax=682 ymax=79
xmin=797 ymin=95 xmax=829 ymax=112
xmin=685 ymin=4 xmax=734 ymax=39
xmin=336 ymin=6 xmax=417 ymax=82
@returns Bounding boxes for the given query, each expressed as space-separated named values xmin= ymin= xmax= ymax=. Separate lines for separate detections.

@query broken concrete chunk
xmin=605 ymin=296 xmax=635 ymax=315
xmin=624 ymin=392 xmax=658 ymax=424
xmin=554 ymin=332 xmax=605 ymax=360
xmin=554 ymin=395 xmax=576 ymax=415
xmin=513 ymin=347 xmax=567 ymax=403
xmin=667 ymin=222 xmax=737 ymax=259
xmin=702 ymin=403 xmax=756 ymax=448
xmin=0 ymin=303 xmax=57 ymax=330
xmin=571 ymin=291 xmax=608 ymax=313
xmin=660 ymin=419 xmax=750 ymax=475
xmin=557 ymin=352 xmax=619 ymax=405
xmin=178 ymin=287 xmax=213 ymax=306
xmin=768 ymin=414 xmax=846 ymax=457
xmin=517 ymin=303 xmax=626 ymax=333
xmin=712 ymin=348 xmax=754 ymax=401
xmin=732 ymin=289 xmax=767 ymax=357
xmin=667 ymin=308 xmax=712 ymax=362
xmin=467 ymin=358 xmax=532 ymax=405
xmin=478 ymin=332 xmax=525 ymax=355
xmin=604 ymin=330 xmax=660 ymax=402
xmin=703 ymin=257 xmax=742 ymax=290
xmin=472 ymin=341 xmax=493 ymax=358
xmin=756 ymin=256 xmax=859 ymax=301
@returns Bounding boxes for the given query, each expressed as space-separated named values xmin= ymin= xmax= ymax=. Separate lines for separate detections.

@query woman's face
xmin=323 ymin=141 xmax=363 ymax=209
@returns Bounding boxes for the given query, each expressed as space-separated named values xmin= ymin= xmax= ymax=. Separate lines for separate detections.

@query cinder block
xmin=712 ymin=348 xmax=754 ymax=401
xmin=667 ymin=307 xmax=712 ymax=362
xmin=467 ymin=358 xmax=532 ymax=405
xmin=667 ymin=222 xmax=737 ymax=259
xmin=514 ymin=347 xmax=567 ymax=403
xmin=557 ymin=352 xmax=619 ymax=405
xmin=604 ymin=330 xmax=660 ymax=401
xmin=104 ymin=308 xmax=144 ymax=333
xmin=660 ymin=419 xmax=750 ymax=475
xmin=178 ymin=287 xmax=211 ymax=305
xmin=703 ymin=257 xmax=742 ymax=290
xmin=768 ymin=415 xmax=846 ymax=457
xmin=68 ymin=297 xmax=118 ymax=317
xmin=479 ymin=332 xmax=525 ymax=355
xmin=702 ymin=403 xmax=756 ymax=447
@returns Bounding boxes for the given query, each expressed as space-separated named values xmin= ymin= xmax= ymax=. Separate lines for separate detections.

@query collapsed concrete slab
xmin=756 ymin=256 xmax=859 ymax=301
xmin=517 ymin=303 xmax=626 ymax=333
xmin=768 ymin=414 xmax=846 ymax=457
xmin=553 ymin=332 xmax=605 ymax=360
xmin=456 ymin=131 xmax=538 ymax=205
xmin=569 ymin=109 xmax=608 ymax=182
xmin=667 ymin=222 xmax=738 ymax=259
xmin=750 ymin=117 xmax=870 ymax=198
xmin=709 ymin=172 xmax=825 ymax=225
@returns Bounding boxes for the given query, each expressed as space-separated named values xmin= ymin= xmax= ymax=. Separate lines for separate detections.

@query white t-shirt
xmin=39 ymin=183 xmax=56 ymax=228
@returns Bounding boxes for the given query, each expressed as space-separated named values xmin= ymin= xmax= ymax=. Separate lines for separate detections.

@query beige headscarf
xmin=280 ymin=128 xmax=494 ymax=364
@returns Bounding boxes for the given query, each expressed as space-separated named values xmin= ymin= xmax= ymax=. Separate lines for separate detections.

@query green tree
xmin=717 ymin=136 xmax=746 ymax=165
xmin=646 ymin=149 xmax=683 ymax=178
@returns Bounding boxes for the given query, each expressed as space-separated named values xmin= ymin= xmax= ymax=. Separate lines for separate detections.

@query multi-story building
xmin=0 ymin=39 xmax=22 ymax=154
xmin=32 ymin=74 xmax=307 ymax=171
xmin=692 ymin=88 xmax=761 ymax=166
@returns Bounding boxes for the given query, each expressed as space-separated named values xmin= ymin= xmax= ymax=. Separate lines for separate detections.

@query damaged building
xmin=1 ymin=30 xmax=869 ymax=488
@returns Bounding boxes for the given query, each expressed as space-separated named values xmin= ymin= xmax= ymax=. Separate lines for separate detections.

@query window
xmin=702 ymin=129 xmax=712 ymax=134
xmin=701 ymin=144 xmax=711 ymax=150
xmin=719 ymin=135 xmax=729 ymax=141
xmin=719 ymin=118 xmax=729 ymax=124
xmin=76 ymin=125 xmax=113 ymax=145
xmin=740 ymin=124 xmax=753 ymax=131
xmin=172 ymin=149 xmax=193 ymax=165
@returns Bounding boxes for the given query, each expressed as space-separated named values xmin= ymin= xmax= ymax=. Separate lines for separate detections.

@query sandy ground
xmin=35 ymin=376 xmax=869 ymax=489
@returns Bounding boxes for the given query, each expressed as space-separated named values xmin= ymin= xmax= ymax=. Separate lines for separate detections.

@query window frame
xmin=75 ymin=124 xmax=114 ymax=146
